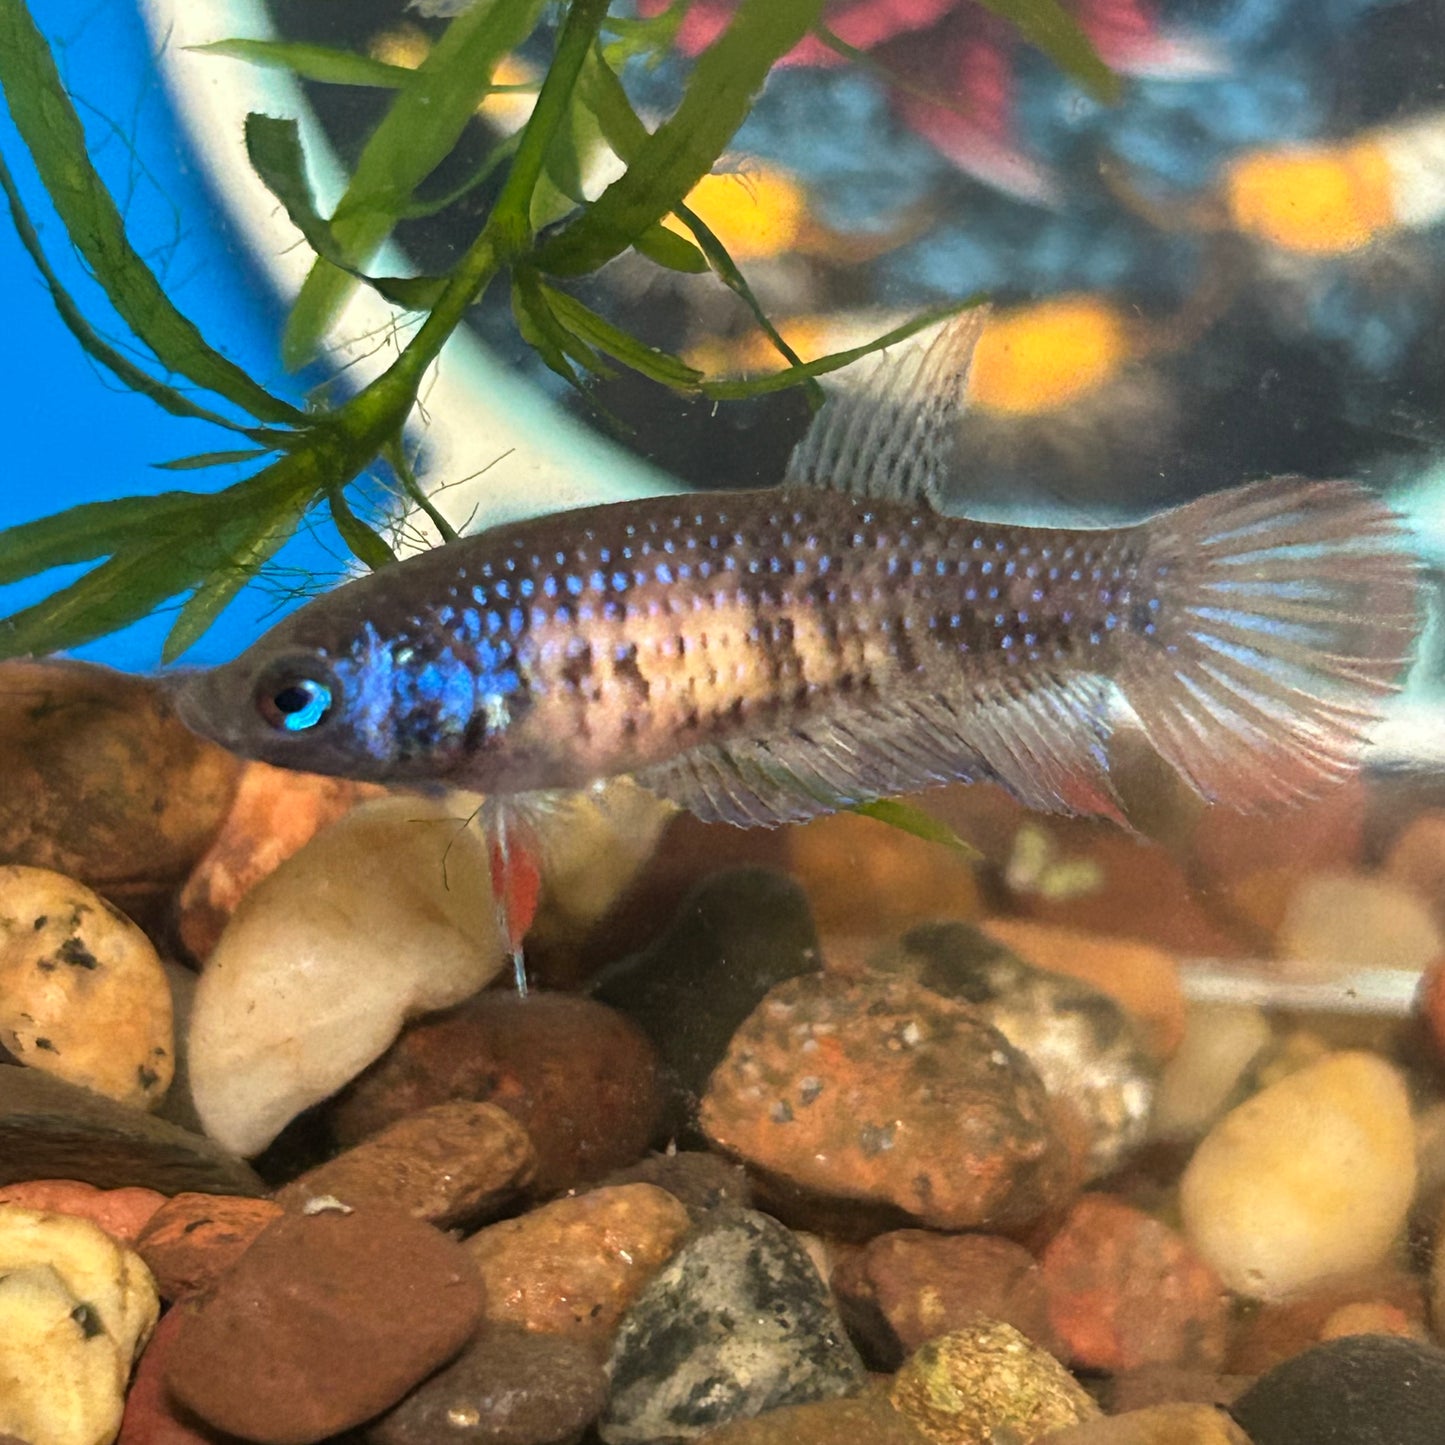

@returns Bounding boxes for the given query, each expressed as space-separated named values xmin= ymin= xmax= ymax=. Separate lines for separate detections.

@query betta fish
xmin=171 ymin=310 xmax=1419 ymax=972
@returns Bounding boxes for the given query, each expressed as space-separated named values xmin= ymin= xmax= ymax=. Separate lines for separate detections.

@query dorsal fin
xmin=783 ymin=307 xmax=988 ymax=509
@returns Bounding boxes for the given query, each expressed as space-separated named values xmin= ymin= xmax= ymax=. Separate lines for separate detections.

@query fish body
xmin=172 ymin=313 xmax=1419 ymax=827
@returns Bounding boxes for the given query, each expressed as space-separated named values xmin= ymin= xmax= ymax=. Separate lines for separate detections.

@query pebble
xmin=831 ymin=1228 xmax=1060 ymax=1366
xmin=0 ymin=866 xmax=174 ymax=1109
xmin=1039 ymin=1403 xmax=1252 ymax=1444
xmin=888 ymin=1322 xmax=1100 ymax=1445
xmin=1040 ymin=1194 xmax=1228 ymax=1371
xmin=177 ymin=760 xmax=380 ymax=961
xmin=602 ymin=1151 xmax=753 ymax=1222
xmin=117 ymin=1309 xmax=213 ymax=1445
xmin=700 ymin=973 xmax=1073 ymax=1232
xmin=165 ymin=1206 xmax=484 ymax=1445
xmin=134 ymin=1192 xmax=285 ymax=1299
xmin=1383 ymin=811 xmax=1445 ymax=918
xmin=786 ymin=808 xmax=983 ymax=936
xmin=978 ymin=919 xmax=1186 ymax=1058
xmin=0 ymin=1204 xmax=160 ymax=1445
xmin=1275 ymin=872 xmax=1442 ymax=972
xmin=0 ymin=1064 xmax=264 ymax=1196
xmin=333 ymin=992 xmax=664 ymax=1196
xmin=1150 ymin=1005 xmax=1272 ymax=1141
xmin=690 ymin=1385 xmax=930 ymax=1444
xmin=187 ymin=794 xmax=506 ymax=1158
xmin=0 ymin=660 xmax=239 ymax=926
xmin=368 ymin=1325 xmax=609 ymax=1445
xmin=601 ymin=1209 xmax=867 ymax=1443
xmin=1105 ymin=1367 xmax=1249 ymax=1414
xmin=1180 ymin=1050 xmax=1416 ymax=1299
xmin=276 ymin=1100 xmax=534 ymax=1228
xmin=589 ymin=867 xmax=822 ymax=1119
xmin=466 ymin=1183 xmax=691 ymax=1341
xmin=1230 ymin=1267 xmax=1427 ymax=1374
xmin=1230 ymin=1334 xmax=1445 ymax=1445
xmin=876 ymin=922 xmax=1158 ymax=1178
xmin=0 ymin=1180 xmax=163 ymax=1246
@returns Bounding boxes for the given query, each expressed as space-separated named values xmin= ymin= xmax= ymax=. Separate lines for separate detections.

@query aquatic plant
xmin=0 ymin=0 xmax=1112 ymax=663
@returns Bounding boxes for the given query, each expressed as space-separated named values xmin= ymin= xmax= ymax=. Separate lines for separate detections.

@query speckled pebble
xmin=601 ymin=1210 xmax=866 ymax=1442
xmin=466 ymin=1183 xmax=691 ymax=1342
xmin=1230 ymin=1334 xmax=1445 ymax=1445
xmin=0 ymin=1181 xmax=163 ymax=1247
xmin=134 ymin=1192 xmax=284 ymax=1300
xmin=1041 ymin=1194 xmax=1228 ymax=1372
xmin=165 ymin=1206 xmax=483 ymax=1444
xmin=1180 ymin=1050 xmax=1416 ymax=1299
xmin=691 ymin=1384 xmax=930 ymax=1444
xmin=368 ymin=1325 xmax=608 ymax=1445
xmin=701 ymin=973 xmax=1072 ymax=1232
xmin=888 ymin=1321 xmax=1100 ymax=1445
xmin=877 ymin=922 xmax=1158 ymax=1178
xmin=0 ymin=866 xmax=173 ymax=1109
xmin=276 ymin=1100 xmax=535 ymax=1228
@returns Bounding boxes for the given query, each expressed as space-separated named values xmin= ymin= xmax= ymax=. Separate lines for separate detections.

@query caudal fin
xmin=1122 ymin=478 xmax=1420 ymax=808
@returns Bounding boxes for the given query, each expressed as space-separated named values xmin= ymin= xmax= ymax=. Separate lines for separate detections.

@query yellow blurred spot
xmin=683 ymin=315 xmax=833 ymax=376
xmin=477 ymin=55 xmax=539 ymax=131
xmin=968 ymin=297 xmax=1133 ymax=416
xmin=370 ymin=25 xmax=429 ymax=71
xmin=1224 ymin=140 xmax=1396 ymax=254
xmin=663 ymin=169 xmax=807 ymax=262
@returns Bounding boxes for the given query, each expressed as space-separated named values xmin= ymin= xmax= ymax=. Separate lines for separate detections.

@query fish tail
xmin=1121 ymin=478 xmax=1420 ymax=808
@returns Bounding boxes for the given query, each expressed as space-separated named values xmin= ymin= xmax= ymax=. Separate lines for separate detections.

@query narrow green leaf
xmin=632 ymin=222 xmax=709 ymax=273
xmin=701 ymin=302 xmax=979 ymax=399
xmin=190 ymin=37 xmax=416 ymax=90
xmin=851 ymin=798 xmax=982 ymax=860
xmin=153 ymin=448 xmax=273 ymax=471
xmin=973 ymin=0 xmax=1120 ymax=103
xmin=401 ymin=133 xmax=520 ymax=220
xmin=537 ymin=0 xmax=825 ymax=276
xmin=283 ymin=0 xmax=549 ymax=368
xmin=0 ymin=492 xmax=219 ymax=588
xmin=327 ymin=489 xmax=398 ymax=572
xmin=162 ymin=492 xmax=315 ymax=662
xmin=368 ymin=274 xmax=450 ymax=310
xmin=575 ymin=44 xmax=649 ymax=162
xmin=540 ymin=283 xmax=702 ymax=391
xmin=0 ymin=0 xmax=303 ymax=424
xmin=510 ymin=273 xmax=581 ymax=387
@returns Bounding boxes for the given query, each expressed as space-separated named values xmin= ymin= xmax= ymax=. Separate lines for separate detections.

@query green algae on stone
xmin=889 ymin=1322 xmax=1099 ymax=1445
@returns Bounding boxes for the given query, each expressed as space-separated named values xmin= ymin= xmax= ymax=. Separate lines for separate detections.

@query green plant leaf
xmin=0 ymin=0 xmax=303 ymax=425
xmin=510 ymin=272 xmax=582 ymax=387
xmin=701 ymin=301 xmax=981 ymax=399
xmin=282 ymin=0 xmax=550 ymax=368
xmin=0 ymin=492 xmax=220 ymax=588
xmin=851 ymin=798 xmax=982 ymax=859
xmin=327 ymin=489 xmax=398 ymax=572
xmin=153 ymin=449 xmax=274 ymax=471
xmin=632 ymin=221 xmax=709 ymax=273
xmin=162 ymin=491 xmax=316 ymax=662
xmin=190 ymin=37 xmax=417 ymax=89
xmin=537 ymin=0 xmax=825 ymax=276
xmin=540 ymin=283 xmax=702 ymax=391
xmin=974 ymin=0 xmax=1120 ymax=103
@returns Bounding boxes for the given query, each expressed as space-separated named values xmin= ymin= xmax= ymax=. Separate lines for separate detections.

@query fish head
xmin=167 ymin=604 xmax=503 ymax=785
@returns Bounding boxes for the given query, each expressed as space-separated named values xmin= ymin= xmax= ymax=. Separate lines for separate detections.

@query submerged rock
xmin=701 ymin=973 xmax=1073 ymax=1232
xmin=0 ymin=865 xmax=174 ymax=1109
xmin=601 ymin=1210 xmax=866 ymax=1442
xmin=188 ymin=794 xmax=505 ymax=1157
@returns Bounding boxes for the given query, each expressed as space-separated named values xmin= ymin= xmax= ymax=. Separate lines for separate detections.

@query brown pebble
xmin=701 ymin=973 xmax=1073 ymax=1232
xmin=166 ymin=1206 xmax=483 ymax=1444
xmin=0 ymin=1179 xmax=163 ymax=1245
xmin=1040 ymin=1194 xmax=1228 ymax=1372
xmin=0 ymin=660 xmax=239 ymax=926
xmin=465 ymin=1183 xmax=690 ymax=1343
xmin=333 ymin=992 xmax=664 ymax=1195
xmin=1106 ymin=1366 xmax=1250 ymax=1415
xmin=1040 ymin=1402 xmax=1253 ymax=1445
xmin=601 ymin=1150 xmax=753 ymax=1221
xmin=690 ymin=1382 xmax=930 ymax=1444
xmin=276 ymin=1101 xmax=534 ymax=1229
xmin=833 ymin=1229 xmax=1061 ymax=1366
xmin=1228 ymin=1266 xmax=1427 ymax=1374
xmin=368 ymin=1324 xmax=608 ymax=1445
xmin=135 ymin=1192 xmax=284 ymax=1299
xmin=177 ymin=761 xmax=382 ymax=961
xmin=118 ymin=1308 xmax=215 ymax=1445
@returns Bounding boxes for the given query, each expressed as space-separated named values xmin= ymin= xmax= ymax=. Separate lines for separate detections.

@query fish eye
xmin=255 ymin=667 xmax=336 ymax=733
